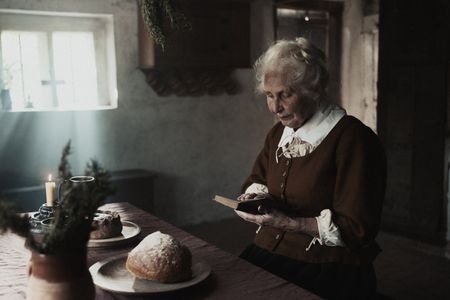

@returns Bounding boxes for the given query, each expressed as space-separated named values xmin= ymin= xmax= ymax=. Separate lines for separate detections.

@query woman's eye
xmin=281 ymin=92 xmax=291 ymax=99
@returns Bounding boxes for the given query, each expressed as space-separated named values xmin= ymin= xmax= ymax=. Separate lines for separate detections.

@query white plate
xmin=89 ymin=254 xmax=211 ymax=294
xmin=87 ymin=221 xmax=141 ymax=248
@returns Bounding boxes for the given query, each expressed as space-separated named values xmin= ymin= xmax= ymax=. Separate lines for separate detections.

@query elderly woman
xmin=236 ymin=37 xmax=386 ymax=299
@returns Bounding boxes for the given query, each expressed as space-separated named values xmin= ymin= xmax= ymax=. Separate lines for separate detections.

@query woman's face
xmin=263 ymin=75 xmax=317 ymax=129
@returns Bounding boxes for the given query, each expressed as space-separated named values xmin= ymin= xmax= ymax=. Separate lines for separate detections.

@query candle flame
xmin=48 ymin=174 xmax=52 ymax=181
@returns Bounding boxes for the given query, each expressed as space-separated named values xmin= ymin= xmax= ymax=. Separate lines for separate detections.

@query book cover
xmin=213 ymin=195 xmax=291 ymax=215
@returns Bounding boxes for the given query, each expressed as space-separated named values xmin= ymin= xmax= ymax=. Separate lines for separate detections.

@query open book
xmin=213 ymin=195 xmax=291 ymax=215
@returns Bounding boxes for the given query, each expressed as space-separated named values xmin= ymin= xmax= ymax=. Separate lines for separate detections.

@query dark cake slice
xmin=90 ymin=210 xmax=123 ymax=239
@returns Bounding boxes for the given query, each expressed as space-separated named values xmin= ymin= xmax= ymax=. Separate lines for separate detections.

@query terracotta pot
xmin=27 ymin=251 xmax=95 ymax=300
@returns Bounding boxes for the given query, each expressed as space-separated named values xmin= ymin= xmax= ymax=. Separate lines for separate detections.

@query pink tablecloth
xmin=0 ymin=202 xmax=322 ymax=300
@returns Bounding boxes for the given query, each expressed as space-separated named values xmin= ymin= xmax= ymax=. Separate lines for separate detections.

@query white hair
xmin=254 ymin=37 xmax=329 ymax=103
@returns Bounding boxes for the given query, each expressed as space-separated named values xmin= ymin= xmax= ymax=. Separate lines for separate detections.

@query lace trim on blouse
xmin=275 ymin=137 xmax=315 ymax=163
xmin=275 ymin=103 xmax=346 ymax=163
xmin=306 ymin=209 xmax=346 ymax=251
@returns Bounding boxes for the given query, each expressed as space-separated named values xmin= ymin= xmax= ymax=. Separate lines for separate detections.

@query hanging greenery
xmin=139 ymin=0 xmax=191 ymax=50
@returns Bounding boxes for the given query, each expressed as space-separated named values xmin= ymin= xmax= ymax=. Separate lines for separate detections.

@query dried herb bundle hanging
xmin=139 ymin=0 xmax=191 ymax=50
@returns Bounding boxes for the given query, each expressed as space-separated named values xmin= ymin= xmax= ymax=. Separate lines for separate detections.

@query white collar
xmin=278 ymin=103 xmax=346 ymax=148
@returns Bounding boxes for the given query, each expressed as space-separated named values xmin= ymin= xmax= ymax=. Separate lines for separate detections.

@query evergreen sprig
xmin=39 ymin=185 xmax=97 ymax=254
xmin=37 ymin=144 xmax=115 ymax=254
xmin=57 ymin=140 xmax=72 ymax=183
xmin=0 ymin=141 xmax=115 ymax=255
xmin=85 ymin=159 xmax=116 ymax=206
xmin=139 ymin=0 xmax=191 ymax=50
xmin=0 ymin=200 xmax=30 ymax=238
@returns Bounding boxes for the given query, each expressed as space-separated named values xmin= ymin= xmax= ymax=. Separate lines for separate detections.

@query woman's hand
xmin=235 ymin=206 xmax=319 ymax=236
xmin=235 ymin=207 xmax=298 ymax=232
xmin=237 ymin=192 xmax=268 ymax=201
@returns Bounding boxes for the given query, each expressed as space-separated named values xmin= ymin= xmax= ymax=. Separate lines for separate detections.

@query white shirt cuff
xmin=244 ymin=183 xmax=268 ymax=194
xmin=306 ymin=209 xmax=346 ymax=251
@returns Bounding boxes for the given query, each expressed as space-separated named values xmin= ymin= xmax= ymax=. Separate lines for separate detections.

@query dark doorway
xmin=274 ymin=0 xmax=343 ymax=103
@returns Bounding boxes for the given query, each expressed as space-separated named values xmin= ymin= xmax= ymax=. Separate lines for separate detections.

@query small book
xmin=213 ymin=195 xmax=291 ymax=215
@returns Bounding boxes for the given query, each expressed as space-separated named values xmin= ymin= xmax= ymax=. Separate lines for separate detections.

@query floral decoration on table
xmin=0 ymin=140 xmax=115 ymax=255
xmin=139 ymin=0 xmax=191 ymax=50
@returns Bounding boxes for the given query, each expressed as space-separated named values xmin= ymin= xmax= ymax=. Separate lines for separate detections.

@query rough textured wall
xmin=0 ymin=0 xmax=274 ymax=226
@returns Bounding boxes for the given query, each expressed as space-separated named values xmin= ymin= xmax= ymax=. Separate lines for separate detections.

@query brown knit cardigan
xmin=242 ymin=116 xmax=387 ymax=264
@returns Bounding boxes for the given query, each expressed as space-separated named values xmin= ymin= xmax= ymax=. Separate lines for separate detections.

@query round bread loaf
xmin=90 ymin=210 xmax=123 ymax=239
xmin=126 ymin=231 xmax=192 ymax=283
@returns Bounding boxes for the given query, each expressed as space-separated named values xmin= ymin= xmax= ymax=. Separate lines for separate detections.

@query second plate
xmin=87 ymin=221 xmax=141 ymax=248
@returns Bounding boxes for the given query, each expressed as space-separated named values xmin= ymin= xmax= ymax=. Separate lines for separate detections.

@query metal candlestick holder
xmin=29 ymin=202 xmax=59 ymax=234
xmin=29 ymin=175 xmax=95 ymax=234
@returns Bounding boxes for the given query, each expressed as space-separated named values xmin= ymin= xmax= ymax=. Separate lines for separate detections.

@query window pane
xmin=0 ymin=9 xmax=117 ymax=112
xmin=52 ymin=32 xmax=99 ymax=109
xmin=1 ymin=31 xmax=51 ymax=110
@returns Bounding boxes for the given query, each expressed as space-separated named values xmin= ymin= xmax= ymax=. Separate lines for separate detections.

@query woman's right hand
xmin=237 ymin=193 xmax=257 ymax=201
xmin=237 ymin=193 xmax=269 ymax=201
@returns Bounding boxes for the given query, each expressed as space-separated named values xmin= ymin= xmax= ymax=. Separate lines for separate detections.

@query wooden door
xmin=378 ymin=0 xmax=449 ymax=244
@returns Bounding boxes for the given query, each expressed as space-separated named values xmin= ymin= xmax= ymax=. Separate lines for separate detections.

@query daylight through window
xmin=0 ymin=10 xmax=118 ymax=111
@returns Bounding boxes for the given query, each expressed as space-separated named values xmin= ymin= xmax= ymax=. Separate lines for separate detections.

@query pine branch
xmin=57 ymin=140 xmax=73 ymax=182
xmin=38 ymin=158 xmax=115 ymax=254
xmin=0 ymin=200 xmax=30 ymax=238
xmin=85 ymin=159 xmax=116 ymax=207
xmin=0 ymin=142 xmax=115 ymax=254
xmin=40 ymin=189 xmax=93 ymax=254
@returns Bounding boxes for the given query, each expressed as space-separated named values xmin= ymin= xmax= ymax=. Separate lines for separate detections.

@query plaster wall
xmin=341 ymin=0 xmax=378 ymax=131
xmin=0 ymin=0 xmax=274 ymax=226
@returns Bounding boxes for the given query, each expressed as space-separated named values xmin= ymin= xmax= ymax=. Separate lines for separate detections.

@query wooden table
xmin=0 ymin=202 xmax=322 ymax=299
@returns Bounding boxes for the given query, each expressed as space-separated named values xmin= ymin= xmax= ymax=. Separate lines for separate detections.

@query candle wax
xmin=45 ymin=181 xmax=56 ymax=206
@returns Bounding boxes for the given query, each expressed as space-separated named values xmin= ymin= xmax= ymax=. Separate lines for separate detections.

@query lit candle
xmin=45 ymin=174 xmax=56 ymax=206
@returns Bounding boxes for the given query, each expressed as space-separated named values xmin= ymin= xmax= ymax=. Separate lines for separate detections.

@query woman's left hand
xmin=235 ymin=207 xmax=297 ymax=231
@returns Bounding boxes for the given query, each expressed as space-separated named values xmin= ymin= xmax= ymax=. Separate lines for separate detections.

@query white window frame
xmin=0 ymin=9 xmax=118 ymax=112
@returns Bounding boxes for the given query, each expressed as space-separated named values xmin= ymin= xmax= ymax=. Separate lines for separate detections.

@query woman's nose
xmin=268 ymin=98 xmax=282 ymax=114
